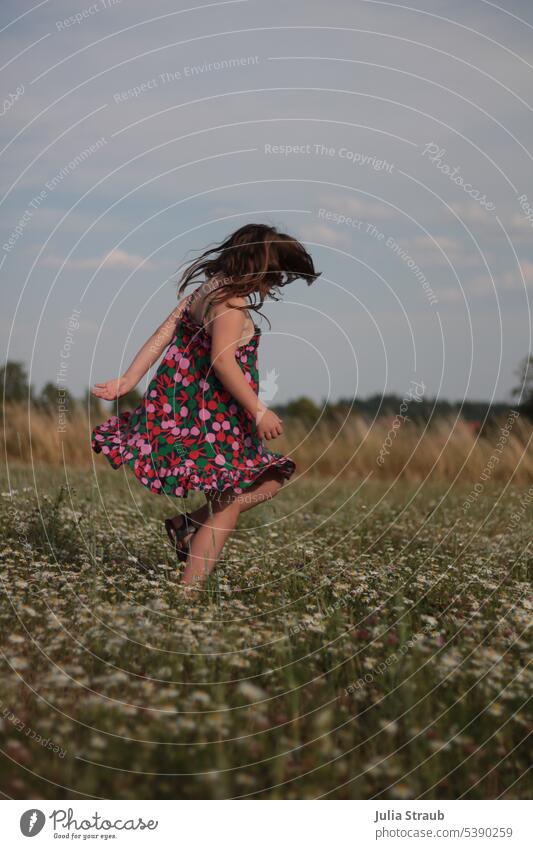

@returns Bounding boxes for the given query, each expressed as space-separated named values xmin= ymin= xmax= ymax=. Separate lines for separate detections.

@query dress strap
xmin=188 ymin=274 xmax=254 ymax=332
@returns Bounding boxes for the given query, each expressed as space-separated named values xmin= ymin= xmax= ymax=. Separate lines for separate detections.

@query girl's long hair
xmin=176 ymin=223 xmax=321 ymax=323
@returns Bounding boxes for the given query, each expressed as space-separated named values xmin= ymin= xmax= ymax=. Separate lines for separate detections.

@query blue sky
xmin=2 ymin=0 xmax=532 ymax=404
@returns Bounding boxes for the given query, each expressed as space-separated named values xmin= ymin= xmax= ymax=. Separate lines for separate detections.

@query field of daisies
xmin=0 ymin=462 xmax=531 ymax=799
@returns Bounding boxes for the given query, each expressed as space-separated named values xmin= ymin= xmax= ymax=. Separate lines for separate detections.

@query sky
xmin=1 ymin=0 xmax=532 ymax=406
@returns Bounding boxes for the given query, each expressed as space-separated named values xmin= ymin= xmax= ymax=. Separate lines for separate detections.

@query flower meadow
xmin=0 ymin=463 xmax=531 ymax=800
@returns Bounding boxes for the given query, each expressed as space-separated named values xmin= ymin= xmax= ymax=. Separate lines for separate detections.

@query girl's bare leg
xmin=181 ymin=491 xmax=240 ymax=586
xmin=168 ymin=468 xmax=284 ymax=538
xmin=234 ymin=468 xmax=285 ymax=512
xmin=179 ymin=470 xmax=286 ymax=586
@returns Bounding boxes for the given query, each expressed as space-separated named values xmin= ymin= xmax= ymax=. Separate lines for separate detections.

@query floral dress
xmin=91 ymin=284 xmax=296 ymax=499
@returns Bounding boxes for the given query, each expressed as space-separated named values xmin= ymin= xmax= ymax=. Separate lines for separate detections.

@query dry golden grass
xmin=278 ymin=411 xmax=533 ymax=484
xmin=2 ymin=402 xmax=532 ymax=483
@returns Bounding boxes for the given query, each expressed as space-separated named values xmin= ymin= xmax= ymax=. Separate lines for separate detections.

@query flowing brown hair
xmin=176 ymin=223 xmax=321 ymax=324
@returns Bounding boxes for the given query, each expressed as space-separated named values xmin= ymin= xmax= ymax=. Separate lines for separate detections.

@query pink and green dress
xmin=91 ymin=299 xmax=296 ymax=498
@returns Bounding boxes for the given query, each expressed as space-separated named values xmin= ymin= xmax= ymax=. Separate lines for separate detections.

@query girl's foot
xmin=164 ymin=512 xmax=200 ymax=562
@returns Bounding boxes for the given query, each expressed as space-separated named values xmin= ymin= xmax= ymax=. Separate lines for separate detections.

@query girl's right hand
xmin=256 ymin=406 xmax=284 ymax=440
xmin=91 ymin=376 xmax=133 ymax=401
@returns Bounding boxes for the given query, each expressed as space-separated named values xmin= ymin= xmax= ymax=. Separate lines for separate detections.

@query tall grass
xmin=2 ymin=402 xmax=532 ymax=483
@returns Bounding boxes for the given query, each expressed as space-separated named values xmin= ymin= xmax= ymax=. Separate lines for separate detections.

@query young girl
xmin=91 ymin=223 xmax=320 ymax=587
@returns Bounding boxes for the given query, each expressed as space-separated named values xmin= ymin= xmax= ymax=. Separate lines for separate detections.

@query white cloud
xmin=41 ymin=249 xmax=159 ymax=271
xmin=405 ymin=233 xmax=489 ymax=268
xmin=450 ymin=262 xmax=533 ymax=298
xmin=449 ymin=202 xmax=495 ymax=226
xmin=317 ymin=192 xmax=396 ymax=221
xmin=298 ymin=220 xmax=353 ymax=249
xmin=507 ymin=212 xmax=533 ymax=238
xmin=500 ymin=260 xmax=533 ymax=291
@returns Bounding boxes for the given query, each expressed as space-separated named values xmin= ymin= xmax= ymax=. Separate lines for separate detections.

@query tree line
xmin=1 ymin=355 xmax=532 ymax=422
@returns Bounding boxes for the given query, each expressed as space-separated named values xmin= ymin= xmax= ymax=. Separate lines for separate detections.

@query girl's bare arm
xmin=209 ymin=298 xmax=283 ymax=440
xmin=91 ymin=296 xmax=190 ymax=401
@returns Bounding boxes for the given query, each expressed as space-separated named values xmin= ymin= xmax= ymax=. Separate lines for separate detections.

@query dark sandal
xmin=164 ymin=512 xmax=198 ymax=562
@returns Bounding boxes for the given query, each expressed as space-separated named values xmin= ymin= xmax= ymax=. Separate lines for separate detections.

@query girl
xmin=91 ymin=223 xmax=320 ymax=587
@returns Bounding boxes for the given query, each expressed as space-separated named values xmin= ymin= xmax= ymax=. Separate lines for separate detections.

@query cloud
xmin=449 ymin=202 xmax=495 ymax=226
xmin=41 ymin=249 xmax=159 ymax=271
xmin=500 ymin=260 xmax=533 ymax=291
xmin=317 ymin=193 xmax=396 ymax=221
xmin=298 ymin=220 xmax=353 ymax=249
xmin=405 ymin=233 xmax=489 ymax=268
xmin=436 ymin=286 xmax=463 ymax=303
xmin=507 ymin=213 xmax=533 ymax=239
xmin=448 ymin=261 xmax=533 ymax=299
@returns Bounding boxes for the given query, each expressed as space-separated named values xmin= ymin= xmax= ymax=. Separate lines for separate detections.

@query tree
xmin=511 ymin=353 xmax=533 ymax=419
xmin=284 ymin=396 xmax=321 ymax=425
xmin=81 ymin=387 xmax=142 ymax=421
xmin=117 ymin=388 xmax=142 ymax=413
xmin=38 ymin=382 xmax=75 ymax=413
xmin=83 ymin=388 xmax=102 ymax=419
xmin=0 ymin=360 xmax=31 ymax=404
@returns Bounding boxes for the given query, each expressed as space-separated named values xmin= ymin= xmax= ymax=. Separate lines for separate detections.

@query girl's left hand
xmin=91 ymin=376 xmax=132 ymax=400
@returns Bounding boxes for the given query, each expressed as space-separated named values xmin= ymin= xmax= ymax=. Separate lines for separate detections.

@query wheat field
xmin=2 ymin=403 xmax=532 ymax=484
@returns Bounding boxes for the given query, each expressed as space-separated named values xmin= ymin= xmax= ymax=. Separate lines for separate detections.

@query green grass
xmin=0 ymin=463 xmax=531 ymax=799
